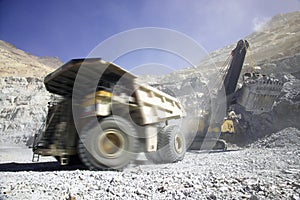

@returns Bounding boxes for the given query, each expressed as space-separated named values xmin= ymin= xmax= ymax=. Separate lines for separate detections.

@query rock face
xmin=0 ymin=41 xmax=61 ymax=145
xmin=0 ymin=77 xmax=51 ymax=145
xmin=272 ymin=76 xmax=300 ymax=130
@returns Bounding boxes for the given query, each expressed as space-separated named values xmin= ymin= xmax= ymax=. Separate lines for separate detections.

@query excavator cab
xmin=221 ymin=111 xmax=240 ymax=134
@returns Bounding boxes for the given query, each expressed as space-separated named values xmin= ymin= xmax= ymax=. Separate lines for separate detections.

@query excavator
xmin=181 ymin=39 xmax=283 ymax=150
xmin=185 ymin=40 xmax=249 ymax=150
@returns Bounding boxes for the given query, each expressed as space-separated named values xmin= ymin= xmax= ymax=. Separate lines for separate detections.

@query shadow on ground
xmin=188 ymin=149 xmax=242 ymax=154
xmin=0 ymin=162 xmax=88 ymax=172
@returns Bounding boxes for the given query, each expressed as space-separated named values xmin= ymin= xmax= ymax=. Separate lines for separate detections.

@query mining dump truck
xmin=32 ymin=58 xmax=186 ymax=170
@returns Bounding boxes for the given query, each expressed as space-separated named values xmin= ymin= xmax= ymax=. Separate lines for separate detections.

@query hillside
xmin=0 ymin=40 xmax=62 ymax=78
xmin=0 ymin=40 xmax=62 ymax=144
xmin=145 ymin=11 xmax=300 ymax=84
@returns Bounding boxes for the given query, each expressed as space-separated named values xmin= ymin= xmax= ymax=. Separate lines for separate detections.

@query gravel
xmin=251 ymin=127 xmax=300 ymax=149
xmin=0 ymin=128 xmax=299 ymax=200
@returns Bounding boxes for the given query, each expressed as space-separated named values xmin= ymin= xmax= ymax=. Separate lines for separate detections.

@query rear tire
xmin=159 ymin=125 xmax=186 ymax=163
xmin=78 ymin=116 xmax=139 ymax=170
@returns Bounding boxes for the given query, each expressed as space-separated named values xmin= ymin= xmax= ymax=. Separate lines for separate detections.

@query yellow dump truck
xmin=32 ymin=58 xmax=186 ymax=170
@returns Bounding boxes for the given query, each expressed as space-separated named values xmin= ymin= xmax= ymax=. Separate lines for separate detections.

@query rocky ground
xmin=0 ymin=128 xmax=299 ymax=200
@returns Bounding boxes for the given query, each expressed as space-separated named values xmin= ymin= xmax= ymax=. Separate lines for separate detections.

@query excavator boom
xmin=222 ymin=40 xmax=249 ymax=106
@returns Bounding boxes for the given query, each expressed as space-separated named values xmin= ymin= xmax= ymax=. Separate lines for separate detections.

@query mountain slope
xmin=0 ymin=40 xmax=62 ymax=78
xmin=145 ymin=11 xmax=300 ymax=84
xmin=0 ymin=40 xmax=63 ymax=145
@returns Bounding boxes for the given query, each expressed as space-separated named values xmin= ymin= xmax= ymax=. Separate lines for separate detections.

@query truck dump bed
xmin=43 ymin=58 xmax=185 ymax=125
xmin=44 ymin=58 xmax=136 ymax=97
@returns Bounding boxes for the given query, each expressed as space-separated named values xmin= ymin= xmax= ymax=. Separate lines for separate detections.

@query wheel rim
xmin=97 ymin=129 xmax=125 ymax=158
xmin=174 ymin=133 xmax=183 ymax=154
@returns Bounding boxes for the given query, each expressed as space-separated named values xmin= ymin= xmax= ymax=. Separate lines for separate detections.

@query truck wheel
xmin=78 ymin=116 xmax=139 ymax=170
xmin=159 ymin=125 xmax=186 ymax=163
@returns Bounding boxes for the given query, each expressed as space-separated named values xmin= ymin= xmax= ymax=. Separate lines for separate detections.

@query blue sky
xmin=0 ymin=0 xmax=299 ymax=73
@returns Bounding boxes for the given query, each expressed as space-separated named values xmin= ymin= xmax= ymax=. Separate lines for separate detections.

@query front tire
xmin=78 ymin=116 xmax=139 ymax=170
xmin=161 ymin=125 xmax=186 ymax=162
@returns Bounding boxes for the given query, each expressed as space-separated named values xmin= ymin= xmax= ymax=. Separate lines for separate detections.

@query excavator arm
xmin=210 ymin=40 xmax=249 ymax=131
xmin=221 ymin=40 xmax=249 ymax=106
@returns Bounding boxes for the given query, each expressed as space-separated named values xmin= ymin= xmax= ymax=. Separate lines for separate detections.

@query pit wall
xmin=0 ymin=77 xmax=50 ymax=145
